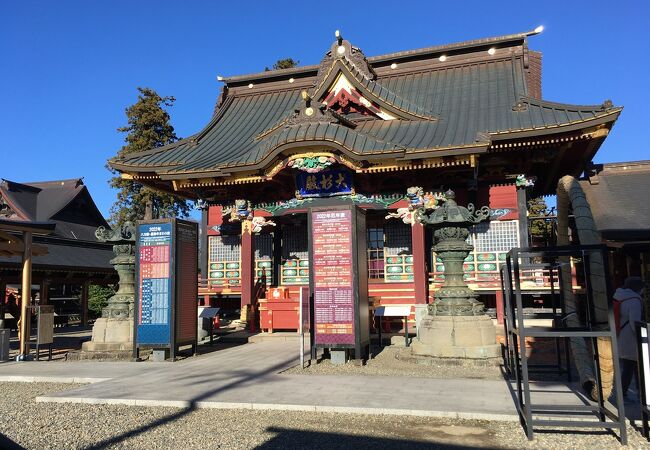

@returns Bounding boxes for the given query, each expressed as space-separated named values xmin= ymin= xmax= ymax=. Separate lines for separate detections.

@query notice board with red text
xmin=135 ymin=218 xmax=198 ymax=359
xmin=309 ymin=204 xmax=369 ymax=357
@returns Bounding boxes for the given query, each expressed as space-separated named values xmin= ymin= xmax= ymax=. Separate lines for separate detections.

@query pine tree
xmin=108 ymin=87 xmax=190 ymax=225
xmin=264 ymin=58 xmax=299 ymax=71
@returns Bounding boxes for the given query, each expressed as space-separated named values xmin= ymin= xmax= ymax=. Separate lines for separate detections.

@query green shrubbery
xmin=88 ymin=284 xmax=115 ymax=319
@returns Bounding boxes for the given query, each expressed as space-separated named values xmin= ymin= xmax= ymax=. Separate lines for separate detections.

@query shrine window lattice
xmin=208 ymin=235 xmax=241 ymax=262
xmin=255 ymin=234 xmax=273 ymax=284
xmin=208 ymin=235 xmax=242 ymax=286
xmin=381 ymin=221 xmax=414 ymax=282
xmin=367 ymin=227 xmax=385 ymax=279
xmin=470 ymin=220 xmax=519 ymax=252
xmin=281 ymin=223 xmax=309 ymax=285
xmin=431 ymin=220 xmax=520 ymax=285
xmin=208 ymin=234 xmax=274 ymax=286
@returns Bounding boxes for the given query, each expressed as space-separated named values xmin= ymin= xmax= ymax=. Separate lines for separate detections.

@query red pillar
xmin=495 ymin=289 xmax=504 ymax=325
xmin=240 ymin=219 xmax=254 ymax=309
xmin=411 ymin=222 xmax=428 ymax=304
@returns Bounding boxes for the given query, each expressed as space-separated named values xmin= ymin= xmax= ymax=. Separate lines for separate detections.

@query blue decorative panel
xmin=296 ymin=168 xmax=353 ymax=198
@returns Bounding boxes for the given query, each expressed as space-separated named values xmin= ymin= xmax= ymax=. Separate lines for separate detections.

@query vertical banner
xmin=137 ymin=222 xmax=172 ymax=345
xmin=311 ymin=209 xmax=355 ymax=346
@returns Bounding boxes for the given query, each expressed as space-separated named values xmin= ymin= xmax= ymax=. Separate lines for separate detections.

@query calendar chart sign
xmin=137 ymin=222 xmax=172 ymax=345
xmin=311 ymin=209 xmax=355 ymax=346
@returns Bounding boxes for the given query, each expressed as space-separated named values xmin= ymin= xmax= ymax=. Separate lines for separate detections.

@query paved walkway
xmin=0 ymin=341 xmax=630 ymax=422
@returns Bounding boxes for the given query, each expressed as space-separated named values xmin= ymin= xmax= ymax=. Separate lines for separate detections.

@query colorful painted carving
xmin=385 ymin=208 xmax=413 ymax=224
xmin=255 ymin=193 xmax=406 ymax=215
xmin=515 ymin=174 xmax=536 ymax=188
xmin=251 ymin=216 xmax=276 ymax=233
xmin=385 ymin=188 xmax=445 ymax=224
xmin=423 ymin=192 xmax=446 ymax=209
xmin=287 ymin=155 xmax=336 ymax=173
xmin=222 ymin=199 xmax=253 ymax=222
xmin=406 ymin=186 xmax=424 ymax=209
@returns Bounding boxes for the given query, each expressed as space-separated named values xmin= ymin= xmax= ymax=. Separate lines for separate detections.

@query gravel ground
xmin=0 ymin=382 xmax=646 ymax=449
xmin=283 ymin=346 xmax=505 ymax=380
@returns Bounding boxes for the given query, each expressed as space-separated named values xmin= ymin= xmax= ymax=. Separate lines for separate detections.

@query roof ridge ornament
xmin=309 ymin=31 xmax=438 ymax=121
xmin=512 ymin=100 xmax=529 ymax=112
xmin=314 ymin=30 xmax=376 ymax=89
xmin=285 ymin=90 xmax=357 ymax=128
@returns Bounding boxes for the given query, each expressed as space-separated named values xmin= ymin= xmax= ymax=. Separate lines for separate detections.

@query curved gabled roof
xmin=109 ymin=31 xmax=621 ymax=179
xmin=0 ymin=178 xmax=108 ymax=241
xmin=309 ymin=40 xmax=438 ymax=121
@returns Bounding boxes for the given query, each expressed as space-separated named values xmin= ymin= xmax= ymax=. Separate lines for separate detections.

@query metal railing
xmin=501 ymin=244 xmax=627 ymax=444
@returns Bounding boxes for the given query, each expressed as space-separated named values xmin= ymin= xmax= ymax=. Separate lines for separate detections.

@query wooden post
xmin=19 ymin=231 xmax=33 ymax=358
xmin=411 ymin=222 xmax=428 ymax=304
xmin=81 ymin=280 xmax=89 ymax=326
xmin=0 ymin=279 xmax=6 ymax=329
xmin=240 ymin=219 xmax=254 ymax=309
xmin=39 ymin=279 xmax=50 ymax=305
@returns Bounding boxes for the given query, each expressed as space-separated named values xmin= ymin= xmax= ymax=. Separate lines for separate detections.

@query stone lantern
xmin=81 ymin=222 xmax=135 ymax=355
xmin=411 ymin=190 xmax=500 ymax=359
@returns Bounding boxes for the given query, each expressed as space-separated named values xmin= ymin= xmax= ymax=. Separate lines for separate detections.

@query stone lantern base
xmin=81 ymin=317 xmax=133 ymax=353
xmin=411 ymin=315 xmax=500 ymax=359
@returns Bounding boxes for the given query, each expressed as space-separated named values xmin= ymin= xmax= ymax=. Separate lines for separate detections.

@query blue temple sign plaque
xmin=296 ymin=168 xmax=353 ymax=198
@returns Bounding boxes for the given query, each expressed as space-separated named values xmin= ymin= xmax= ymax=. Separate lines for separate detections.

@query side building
xmin=0 ymin=178 xmax=117 ymax=326
xmin=108 ymin=30 xmax=620 ymax=331
xmin=580 ymin=161 xmax=650 ymax=292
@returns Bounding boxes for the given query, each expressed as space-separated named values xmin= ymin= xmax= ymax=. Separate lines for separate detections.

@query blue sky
xmin=1 ymin=1 xmax=648 ymax=218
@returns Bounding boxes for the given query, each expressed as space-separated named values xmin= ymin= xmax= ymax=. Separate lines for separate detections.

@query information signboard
xmin=308 ymin=204 xmax=369 ymax=360
xmin=137 ymin=222 xmax=172 ymax=345
xmin=36 ymin=305 xmax=54 ymax=345
xmin=312 ymin=209 xmax=355 ymax=345
xmin=135 ymin=219 xmax=198 ymax=359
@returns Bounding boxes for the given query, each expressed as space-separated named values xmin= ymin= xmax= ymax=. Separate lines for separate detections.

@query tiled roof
xmin=0 ymin=178 xmax=109 ymax=241
xmin=0 ymin=237 xmax=114 ymax=272
xmin=109 ymin=31 xmax=620 ymax=177
xmin=580 ymin=161 xmax=650 ymax=241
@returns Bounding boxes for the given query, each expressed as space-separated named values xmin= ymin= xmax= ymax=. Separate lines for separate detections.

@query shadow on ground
xmin=82 ymin=354 xmax=296 ymax=450
xmin=254 ymin=427 xmax=492 ymax=449
xmin=0 ymin=432 xmax=25 ymax=450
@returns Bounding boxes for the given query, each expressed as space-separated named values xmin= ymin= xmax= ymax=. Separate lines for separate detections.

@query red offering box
xmin=259 ymin=299 xmax=299 ymax=332
xmin=267 ymin=287 xmax=289 ymax=301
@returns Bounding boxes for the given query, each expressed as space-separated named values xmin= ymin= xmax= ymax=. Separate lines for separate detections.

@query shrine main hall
xmin=109 ymin=29 xmax=619 ymax=331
